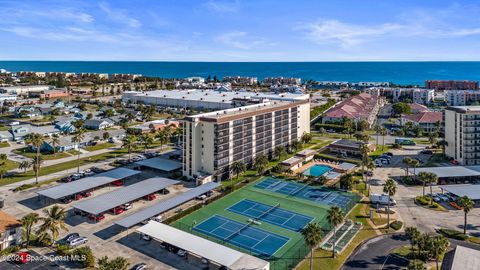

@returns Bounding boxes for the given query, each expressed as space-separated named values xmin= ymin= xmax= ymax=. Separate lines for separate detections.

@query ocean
xmin=1 ymin=61 xmax=480 ymax=86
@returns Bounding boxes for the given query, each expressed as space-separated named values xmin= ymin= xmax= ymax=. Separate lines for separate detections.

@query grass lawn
xmin=173 ymin=177 xmax=346 ymax=270
xmin=311 ymin=140 xmax=332 ymax=150
xmin=67 ymin=150 xmax=81 ymax=155
xmin=413 ymin=138 xmax=431 ymax=145
xmin=0 ymin=141 xmax=10 ymax=148
xmin=369 ymin=145 xmax=392 ymax=159
xmin=2 ymin=159 xmax=19 ymax=171
xmin=316 ymin=133 xmax=348 ymax=139
xmin=392 ymin=245 xmax=413 ymax=258
xmin=13 ymin=148 xmax=71 ymax=160
xmin=0 ymin=125 xmax=9 ymax=131
xmin=297 ymin=202 xmax=379 ymax=270
xmin=84 ymin=142 xmax=116 ymax=152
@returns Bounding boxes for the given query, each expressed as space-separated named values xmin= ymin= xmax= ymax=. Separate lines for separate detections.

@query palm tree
xmin=457 ymin=196 xmax=474 ymax=235
xmin=366 ymin=159 xmax=375 ymax=195
xmin=51 ymin=134 xmax=60 ymax=157
xmin=360 ymin=143 xmax=369 ymax=185
xmin=407 ymin=260 xmax=426 ymax=270
xmin=410 ymin=159 xmax=419 ymax=182
xmin=273 ymin=145 xmax=287 ymax=160
xmin=339 ymin=173 xmax=354 ymax=190
xmin=301 ymin=132 xmax=312 ymax=144
xmin=417 ymin=172 xmax=437 ymax=197
xmin=301 ymin=222 xmax=323 ymax=270
xmin=37 ymin=205 xmax=68 ymax=245
xmin=98 ymin=256 xmax=130 ymax=270
xmin=138 ymin=134 xmax=153 ymax=153
xmin=402 ymin=157 xmax=413 ymax=177
xmin=383 ymin=178 xmax=397 ymax=232
xmin=437 ymin=140 xmax=448 ymax=157
xmin=253 ymin=154 xmax=269 ymax=175
xmin=290 ymin=140 xmax=301 ymax=152
xmin=71 ymin=128 xmax=86 ymax=173
xmin=405 ymin=227 xmax=420 ymax=256
xmin=430 ymin=235 xmax=449 ymax=270
xmin=122 ymin=135 xmax=137 ymax=162
xmin=327 ymin=206 xmax=344 ymax=258
xmin=21 ymin=213 xmax=39 ymax=248
xmin=18 ymin=160 xmax=31 ymax=172
xmin=380 ymin=128 xmax=388 ymax=150
xmin=374 ymin=124 xmax=381 ymax=146
xmin=25 ymin=133 xmax=45 ymax=184
xmin=231 ymin=161 xmax=246 ymax=179
xmin=0 ymin=153 xmax=7 ymax=165
xmin=155 ymin=130 xmax=168 ymax=151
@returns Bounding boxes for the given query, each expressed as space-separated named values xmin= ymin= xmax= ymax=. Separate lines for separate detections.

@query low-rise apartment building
xmin=445 ymin=90 xmax=480 ymax=106
xmin=222 ymin=76 xmax=258 ymax=85
xmin=0 ymin=211 xmax=22 ymax=251
xmin=182 ymin=100 xmax=310 ymax=181
xmin=400 ymin=111 xmax=443 ymax=133
xmin=365 ymin=87 xmax=434 ymax=105
xmin=445 ymin=106 xmax=480 ymax=165
xmin=263 ymin=77 xmax=301 ymax=86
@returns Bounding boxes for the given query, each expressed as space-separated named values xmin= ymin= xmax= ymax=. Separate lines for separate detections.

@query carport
xmin=137 ymin=221 xmax=269 ymax=270
xmin=134 ymin=157 xmax=182 ymax=172
xmin=37 ymin=168 xmax=141 ymax=203
xmin=72 ymin=177 xmax=180 ymax=217
xmin=411 ymin=166 xmax=480 ymax=184
xmin=439 ymin=184 xmax=480 ymax=201
xmin=115 ymin=182 xmax=220 ymax=228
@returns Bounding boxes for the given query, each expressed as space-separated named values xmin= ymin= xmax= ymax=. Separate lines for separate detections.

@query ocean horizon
xmin=2 ymin=61 xmax=480 ymax=86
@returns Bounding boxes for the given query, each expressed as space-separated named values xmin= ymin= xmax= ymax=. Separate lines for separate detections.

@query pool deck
xmin=295 ymin=160 xmax=350 ymax=185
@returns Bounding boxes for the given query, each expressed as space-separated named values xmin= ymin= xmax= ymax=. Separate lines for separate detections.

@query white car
xmin=123 ymin=203 xmax=133 ymax=210
xmin=68 ymin=236 xmax=88 ymax=247
xmin=141 ymin=234 xmax=151 ymax=241
xmin=177 ymin=249 xmax=187 ymax=257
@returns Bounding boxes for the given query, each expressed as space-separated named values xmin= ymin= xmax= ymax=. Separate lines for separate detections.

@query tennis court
xmin=254 ymin=177 xmax=354 ymax=210
xmin=193 ymin=215 xmax=289 ymax=257
xmin=227 ymin=199 xmax=313 ymax=232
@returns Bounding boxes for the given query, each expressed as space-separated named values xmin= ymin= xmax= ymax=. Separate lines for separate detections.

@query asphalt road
xmin=343 ymin=233 xmax=480 ymax=270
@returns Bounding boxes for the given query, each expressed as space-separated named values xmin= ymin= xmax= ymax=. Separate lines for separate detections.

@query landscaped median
xmin=414 ymin=195 xmax=447 ymax=211
xmin=437 ymin=228 xmax=480 ymax=244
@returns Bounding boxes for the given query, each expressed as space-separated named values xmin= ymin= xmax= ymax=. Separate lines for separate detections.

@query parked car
xmin=74 ymin=194 xmax=84 ymax=200
xmin=112 ymin=180 xmax=123 ymax=186
xmin=80 ymin=191 xmax=92 ymax=197
xmin=144 ymin=194 xmax=156 ymax=201
xmin=385 ymin=152 xmax=394 ymax=157
xmin=88 ymin=214 xmax=105 ymax=222
xmin=71 ymin=173 xmax=82 ymax=180
xmin=110 ymin=208 xmax=124 ymax=215
xmin=90 ymin=167 xmax=104 ymax=173
xmin=68 ymin=236 xmax=88 ymax=247
xmin=10 ymin=252 xmax=29 ymax=264
xmin=61 ymin=176 xmax=72 ymax=183
xmin=74 ymin=209 xmax=88 ymax=216
xmin=141 ymin=234 xmax=151 ymax=241
xmin=421 ymin=150 xmax=433 ymax=155
xmin=60 ymin=197 xmax=73 ymax=204
xmin=177 ymin=249 xmax=187 ymax=257
xmin=130 ymin=263 xmax=147 ymax=270
xmin=60 ymin=233 xmax=80 ymax=244
xmin=123 ymin=203 xmax=133 ymax=210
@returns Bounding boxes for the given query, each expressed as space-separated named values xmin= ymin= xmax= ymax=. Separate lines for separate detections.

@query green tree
xmin=155 ymin=130 xmax=168 ymax=151
xmin=327 ymin=206 xmax=344 ymax=258
xmin=273 ymin=145 xmax=287 ymax=160
xmin=383 ymin=178 xmax=397 ymax=232
xmin=392 ymin=102 xmax=412 ymax=115
xmin=19 ymin=160 xmax=31 ymax=172
xmin=339 ymin=173 xmax=354 ymax=190
xmin=358 ymin=120 xmax=369 ymax=131
xmin=380 ymin=127 xmax=388 ymax=150
xmin=21 ymin=213 xmax=39 ymax=248
xmin=410 ymin=159 xmax=420 ymax=183
xmin=71 ymin=128 xmax=86 ymax=173
xmin=301 ymin=222 xmax=323 ymax=270
xmin=122 ymin=135 xmax=137 ymax=161
xmin=0 ymin=153 xmax=7 ymax=165
xmin=231 ymin=161 xmax=246 ymax=179
xmin=407 ymin=260 xmax=426 ymax=270
xmin=301 ymin=132 xmax=312 ymax=144
xmin=25 ymin=133 xmax=45 ymax=184
xmin=402 ymin=157 xmax=413 ymax=177
xmin=457 ymin=196 xmax=474 ymax=235
xmin=72 ymin=246 xmax=95 ymax=268
xmin=290 ymin=140 xmax=301 ymax=152
xmin=374 ymin=124 xmax=381 ymax=146
xmin=102 ymin=132 xmax=110 ymax=141
xmin=405 ymin=227 xmax=420 ymax=256
xmin=253 ymin=154 xmax=269 ymax=175
xmin=138 ymin=134 xmax=153 ymax=153
xmin=51 ymin=134 xmax=60 ymax=157
xmin=37 ymin=205 xmax=68 ymax=245
xmin=98 ymin=256 xmax=130 ymax=270
xmin=418 ymin=172 xmax=437 ymax=197
xmin=437 ymin=140 xmax=448 ymax=157
xmin=429 ymin=235 xmax=449 ymax=270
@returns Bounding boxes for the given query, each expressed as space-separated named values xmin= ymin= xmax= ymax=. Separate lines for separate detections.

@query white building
xmin=445 ymin=90 xmax=480 ymax=106
xmin=0 ymin=211 xmax=22 ymax=251
xmin=182 ymin=100 xmax=310 ymax=181
xmin=365 ymin=87 xmax=434 ymax=105
xmin=263 ymin=77 xmax=301 ymax=86
xmin=445 ymin=106 xmax=480 ymax=165
xmin=222 ymin=76 xmax=258 ymax=85
xmin=122 ymin=89 xmax=309 ymax=110
xmin=0 ymin=85 xmax=52 ymax=95
xmin=0 ymin=94 xmax=17 ymax=103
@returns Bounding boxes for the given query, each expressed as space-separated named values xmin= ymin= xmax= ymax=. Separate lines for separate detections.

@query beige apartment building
xmin=445 ymin=106 xmax=480 ymax=165
xmin=182 ymin=100 xmax=310 ymax=181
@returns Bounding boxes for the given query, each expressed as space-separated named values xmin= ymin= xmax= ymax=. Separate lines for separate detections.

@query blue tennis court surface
xmin=227 ymin=199 xmax=313 ymax=231
xmin=193 ymin=215 xmax=289 ymax=257
xmin=254 ymin=178 xmax=355 ymax=210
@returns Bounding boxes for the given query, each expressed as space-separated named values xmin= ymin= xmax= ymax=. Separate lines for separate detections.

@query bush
xmin=390 ymin=220 xmax=403 ymax=231
xmin=56 ymin=244 xmax=71 ymax=256
xmin=315 ymin=123 xmax=346 ymax=133
xmin=415 ymin=196 xmax=431 ymax=206
xmin=72 ymin=246 xmax=95 ymax=268
xmin=13 ymin=184 xmax=35 ymax=192
xmin=0 ymin=245 xmax=20 ymax=255
xmin=438 ymin=228 xmax=468 ymax=240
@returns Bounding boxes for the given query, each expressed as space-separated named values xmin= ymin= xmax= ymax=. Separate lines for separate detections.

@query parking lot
xmin=0 ymin=151 xmax=212 ymax=269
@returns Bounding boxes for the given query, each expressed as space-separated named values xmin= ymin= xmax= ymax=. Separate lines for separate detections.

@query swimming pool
xmin=303 ymin=164 xmax=333 ymax=177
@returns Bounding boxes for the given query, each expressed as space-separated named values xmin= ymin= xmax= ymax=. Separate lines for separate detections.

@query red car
xmin=81 ymin=191 xmax=92 ymax=197
xmin=74 ymin=194 xmax=84 ymax=200
xmin=110 ymin=208 xmax=124 ymax=215
xmin=88 ymin=214 xmax=105 ymax=222
xmin=144 ymin=194 xmax=156 ymax=201
xmin=111 ymin=180 xmax=123 ymax=186
xmin=11 ymin=252 xmax=29 ymax=264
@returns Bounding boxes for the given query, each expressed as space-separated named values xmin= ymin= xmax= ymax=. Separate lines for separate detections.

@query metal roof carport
xmin=412 ymin=167 xmax=480 ymax=178
xmin=37 ymin=168 xmax=141 ymax=200
xmin=73 ymin=177 xmax=180 ymax=215
xmin=440 ymin=184 xmax=480 ymax=200
xmin=137 ymin=221 xmax=269 ymax=270
xmin=134 ymin=157 xmax=182 ymax=172
xmin=115 ymin=182 xmax=220 ymax=228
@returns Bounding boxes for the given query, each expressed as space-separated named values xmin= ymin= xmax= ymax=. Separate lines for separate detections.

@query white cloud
xmin=99 ymin=2 xmax=141 ymax=28
xmin=205 ymin=0 xmax=239 ymax=12
xmin=216 ymin=31 xmax=273 ymax=50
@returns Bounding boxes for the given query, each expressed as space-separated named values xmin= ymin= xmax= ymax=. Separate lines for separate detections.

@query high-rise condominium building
xmin=425 ymin=80 xmax=478 ymax=90
xmin=445 ymin=106 xmax=480 ymax=165
xmin=182 ymin=100 xmax=310 ymax=181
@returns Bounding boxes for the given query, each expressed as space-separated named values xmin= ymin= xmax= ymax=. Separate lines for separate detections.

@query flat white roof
xmin=137 ymin=221 xmax=269 ymax=270
xmin=115 ymin=182 xmax=220 ymax=228
xmin=73 ymin=177 xmax=179 ymax=215
xmin=135 ymin=157 xmax=182 ymax=172
xmin=451 ymin=245 xmax=480 ymax=270
xmin=440 ymin=184 xmax=480 ymax=200
xmin=37 ymin=168 xmax=141 ymax=200
xmin=412 ymin=166 xmax=480 ymax=178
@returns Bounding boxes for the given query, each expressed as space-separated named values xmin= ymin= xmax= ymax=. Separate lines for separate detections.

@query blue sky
xmin=1 ymin=0 xmax=480 ymax=61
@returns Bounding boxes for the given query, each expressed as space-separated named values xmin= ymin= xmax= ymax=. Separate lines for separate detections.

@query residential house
xmin=10 ymin=124 xmax=60 ymax=141
xmin=14 ymin=105 xmax=41 ymax=118
xmin=54 ymin=117 xmax=76 ymax=134
xmin=0 ymin=211 xmax=22 ymax=251
xmin=42 ymin=129 xmax=125 ymax=152
xmin=400 ymin=112 xmax=443 ymax=133
xmin=127 ymin=119 xmax=180 ymax=135
xmin=327 ymin=139 xmax=376 ymax=157
xmin=83 ymin=119 xmax=114 ymax=130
